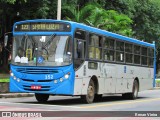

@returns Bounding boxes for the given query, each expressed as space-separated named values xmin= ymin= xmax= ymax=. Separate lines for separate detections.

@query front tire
xmin=35 ymin=93 xmax=49 ymax=102
xmin=81 ymin=79 xmax=95 ymax=104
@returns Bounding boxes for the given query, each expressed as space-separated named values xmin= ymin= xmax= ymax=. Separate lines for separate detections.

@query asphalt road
xmin=0 ymin=89 xmax=160 ymax=119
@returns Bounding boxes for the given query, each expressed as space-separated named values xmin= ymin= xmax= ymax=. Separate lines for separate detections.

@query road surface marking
xmin=80 ymin=98 xmax=160 ymax=108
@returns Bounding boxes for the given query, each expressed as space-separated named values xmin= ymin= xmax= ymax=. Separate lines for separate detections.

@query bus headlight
xmin=54 ymin=80 xmax=58 ymax=84
xmin=13 ymin=76 xmax=17 ymax=80
xmin=60 ymin=78 xmax=63 ymax=82
xmin=11 ymin=72 xmax=20 ymax=82
xmin=64 ymin=74 xmax=69 ymax=79
xmin=17 ymin=78 xmax=20 ymax=82
xmin=10 ymin=72 xmax=14 ymax=77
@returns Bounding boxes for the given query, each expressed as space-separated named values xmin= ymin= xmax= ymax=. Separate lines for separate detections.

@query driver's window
xmin=75 ymin=39 xmax=85 ymax=59
xmin=74 ymin=29 xmax=86 ymax=69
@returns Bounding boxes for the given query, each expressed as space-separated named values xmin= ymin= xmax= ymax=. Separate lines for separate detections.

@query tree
xmin=63 ymin=3 xmax=133 ymax=36
xmin=104 ymin=0 xmax=160 ymax=73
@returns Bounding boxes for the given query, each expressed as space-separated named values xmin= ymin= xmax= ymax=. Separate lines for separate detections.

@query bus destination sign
xmin=14 ymin=22 xmax=71 ymax=32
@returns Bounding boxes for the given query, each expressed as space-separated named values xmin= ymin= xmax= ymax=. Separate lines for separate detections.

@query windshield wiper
xmin=39 ymin=34 xmax=56 ymax=62
xmin=43 ymin=34 xmax=56 ymax=49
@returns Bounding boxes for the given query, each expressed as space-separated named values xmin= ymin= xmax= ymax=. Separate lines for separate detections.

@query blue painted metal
xmin=10 ymin=64 xmax=75 ymax=95
xmin=153 ymin=41 xmax=156 ymax=87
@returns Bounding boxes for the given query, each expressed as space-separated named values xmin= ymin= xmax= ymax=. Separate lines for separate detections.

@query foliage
xmin=103 ymin=0 xmax=160 ymax=73
xmin=105 ymin=0 xmax=160 ymax=42
xmin=63 ymin=3 xmax=133 ymax=37
xmin=0 ymin=0 xmax=160 ymax=72
xmin=87 ymin=9 xmax=133 ymax=36
xmin=0 ymin=0 xmax=26 ymax=4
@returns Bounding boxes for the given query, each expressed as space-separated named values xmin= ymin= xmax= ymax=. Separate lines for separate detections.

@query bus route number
xmin=45 ymin=75 xmax=53 ymax=80
xmin=21 ymin=24 xmax=29 ymax=30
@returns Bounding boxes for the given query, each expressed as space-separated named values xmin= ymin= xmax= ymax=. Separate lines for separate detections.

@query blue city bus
xmin=9 ymin=19 xmax=155 ymax=103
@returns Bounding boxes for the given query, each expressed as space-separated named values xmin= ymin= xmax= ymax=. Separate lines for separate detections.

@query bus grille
xmin=22 ymin=79 xmax=53 ymax=82
xmin=16 ymin=68 xmax=58 ymax=74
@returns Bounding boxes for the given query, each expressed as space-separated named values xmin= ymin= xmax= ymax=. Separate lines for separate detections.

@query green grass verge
xmin=156 ymin=80 xmax=160 ymax=83
xmin=0 ymin=78 xmax=9 ymax=82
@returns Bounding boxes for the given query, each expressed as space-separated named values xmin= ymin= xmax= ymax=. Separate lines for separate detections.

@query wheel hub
xmin=88 ymin=86 xmax=94 ymax=97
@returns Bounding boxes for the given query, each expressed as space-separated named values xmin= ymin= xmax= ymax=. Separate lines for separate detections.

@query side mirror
xmin=4 ymin=35 xmax=8 ymax=47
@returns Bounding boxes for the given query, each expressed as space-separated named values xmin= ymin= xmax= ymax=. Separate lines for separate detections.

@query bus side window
xmin=74 ymin=29 xmax=86 ymax=69
xmin=89 ymin=34 xmax=102 ymax=60
xmin=134 ymin=45 xmax=141 ymax=64
xmin=116 ymin=41 xmax=124 ymax=62
xmin=104 ymin=37 xmax=115 ymax=61
xmin=76 ymin=39 xmax=85 ymax=59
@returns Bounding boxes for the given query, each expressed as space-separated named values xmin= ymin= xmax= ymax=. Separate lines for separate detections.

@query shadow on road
xmin=19 ymin=95 xmax=147 ymax=106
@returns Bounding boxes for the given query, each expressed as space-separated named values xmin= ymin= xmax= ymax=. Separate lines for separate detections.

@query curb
xmin=152 ymin=87 xmax=160 ymax=89
xmin=0 ymin=93 xmax=34 ymax=98
xmin=149 ymin=87 xmax=160 ymax=90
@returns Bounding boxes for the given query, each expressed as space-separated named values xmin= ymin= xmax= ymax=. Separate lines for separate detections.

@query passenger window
xmin=74 ymin=29 xmax=86 ymax=69
xmin=116 ymin=51 xmax=124 ymax=62
xmin=148 ymin=48 xmax=154 ymax=67
xmin=134 ymin=45 xmax=140 ymax=54
xmin=76 ymin=40 xmax=85 ymax=59
xmin=104 ymin=50 xmax=114 ymax=61
xmin=134 ymin=55 xmax=140 ymax=64
xmin=116 ymin=41 xmax=124 ymax=62
xmin=104 ymin=38 xmax=115 ymax=50
xmin=148 ymin=48 xmax=154 ymax=57
xmin=141 ymin=47 xmax=147 ymax=56
xmin=116 ymin=41 xmax=124 ymax=51
xmin=126 ymin=53 xmax=133 ymax=63
xmin=125 ymin=43 xmax=133 ymax=53
xmin=88 ymin=34 xmax=102 ymax=60
xmin=141 ymin=56 xmax=147 ymax=65
xmin=125 ymin=43 xmax=133 ymax=63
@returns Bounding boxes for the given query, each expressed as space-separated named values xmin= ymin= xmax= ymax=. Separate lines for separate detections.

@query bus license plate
xmin=31 ymin=85 xmax=41 ymax=90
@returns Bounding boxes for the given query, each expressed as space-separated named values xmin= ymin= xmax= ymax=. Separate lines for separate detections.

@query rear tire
xmin=122 ymin=80 xmax=139 ymax=99
xmin=35 ymin=93 xmax=49 ymax=102
xmin=81 ymin=79 xmax=95 ymax=104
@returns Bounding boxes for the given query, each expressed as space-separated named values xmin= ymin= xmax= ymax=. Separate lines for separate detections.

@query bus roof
xmin=14 ymin=19 xmax=155 ymax=48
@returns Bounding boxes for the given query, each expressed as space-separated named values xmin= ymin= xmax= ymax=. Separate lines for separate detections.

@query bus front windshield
xmin=12 ymin=35 xmax=72 ymax=66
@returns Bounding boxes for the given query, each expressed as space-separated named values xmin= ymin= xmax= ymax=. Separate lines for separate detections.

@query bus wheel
xmin=35 ymin=93 xmax=49 ymax=102
xmin=81 ymin=79 xmax=95 ymax=104
xmin=122 ymin=80 xmax=139 ymax=100
xmin=131 ymin=80 xmax=139 ymax=99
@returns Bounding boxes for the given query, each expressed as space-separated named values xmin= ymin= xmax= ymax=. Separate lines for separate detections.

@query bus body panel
xmin=10 ymin=64 xmax=75 ymax=95
xmin=73 ymin=61 xmax=154 ymax=95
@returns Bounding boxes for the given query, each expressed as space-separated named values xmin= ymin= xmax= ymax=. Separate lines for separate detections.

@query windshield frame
xmin=11 ymin=34 xmax=73 ymax=67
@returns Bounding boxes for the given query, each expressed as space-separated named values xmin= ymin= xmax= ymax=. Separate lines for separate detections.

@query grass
xmin=0 ymin=73 xmax=10 ymax=82
xmin=156 ymin=80 xmax=160 ymax=83
xmin=0 ymin=78 xmax=9 ymax=82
